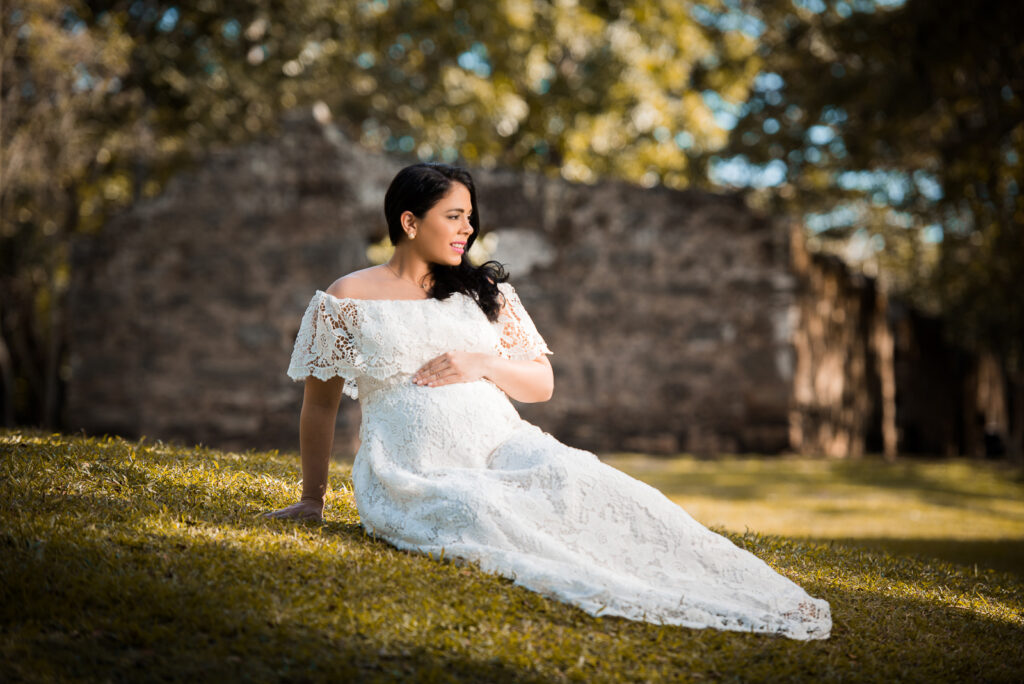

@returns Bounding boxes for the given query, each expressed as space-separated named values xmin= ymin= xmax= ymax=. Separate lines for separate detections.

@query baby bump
xmin=361 ymin=377 xmax=522 ymax=470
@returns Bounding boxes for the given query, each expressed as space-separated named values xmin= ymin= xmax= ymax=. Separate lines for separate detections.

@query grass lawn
xmin=602 ymin=453 xmax=1024 ymax=579
xmin=2 ymin=427 xmax=1023 ymax=682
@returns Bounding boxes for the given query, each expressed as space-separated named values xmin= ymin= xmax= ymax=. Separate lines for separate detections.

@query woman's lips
xmin=451 ymin=242 xmax=465 ymax=254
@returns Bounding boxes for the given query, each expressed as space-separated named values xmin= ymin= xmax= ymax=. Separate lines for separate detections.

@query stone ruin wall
xmin=67 ymin=109 xmax=800 ymax=459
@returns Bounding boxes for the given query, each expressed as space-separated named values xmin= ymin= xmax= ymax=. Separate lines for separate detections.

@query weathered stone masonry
xmin=67 ymin=109 xmax=799 ymax=458
xmin=69 ymin=107 xmax=1012 ymax=459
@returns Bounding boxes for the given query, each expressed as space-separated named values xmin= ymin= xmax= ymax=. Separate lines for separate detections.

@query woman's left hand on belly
xmin=412 ymin=351 xmax=492 ymax=387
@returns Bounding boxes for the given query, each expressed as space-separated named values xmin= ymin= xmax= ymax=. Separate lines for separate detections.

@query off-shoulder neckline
xmin=315 ymin=289 xmax=470 ymax=304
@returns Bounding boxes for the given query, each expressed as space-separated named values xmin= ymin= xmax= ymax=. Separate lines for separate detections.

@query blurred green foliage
xmin=714 ymin=0 xmax=1023 ymax=380
xmin=0 ymin=0 xmax=755 ymax=427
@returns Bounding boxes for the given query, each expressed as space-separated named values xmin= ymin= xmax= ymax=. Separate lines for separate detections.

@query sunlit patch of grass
xmin=602 ymin=452 xmax=1024 ymax=577
xmin=2 ymin=428 xmax=1023 ymax=682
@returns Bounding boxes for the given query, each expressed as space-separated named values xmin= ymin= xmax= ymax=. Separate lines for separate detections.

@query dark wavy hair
xmin=383 ymin=162 xmax=509 ymax=322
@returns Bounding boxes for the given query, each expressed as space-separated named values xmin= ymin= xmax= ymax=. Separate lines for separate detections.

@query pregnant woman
xmin=265 ymin=161 xmax=831 ymax=640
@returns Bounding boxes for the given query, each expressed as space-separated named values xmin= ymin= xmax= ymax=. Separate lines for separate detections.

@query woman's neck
xmin=386 ymin=247 xmax=433 ymax=289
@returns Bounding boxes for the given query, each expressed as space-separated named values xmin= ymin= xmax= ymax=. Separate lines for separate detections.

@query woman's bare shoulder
xmin=325 ymin=267 xmax=388 ymax=299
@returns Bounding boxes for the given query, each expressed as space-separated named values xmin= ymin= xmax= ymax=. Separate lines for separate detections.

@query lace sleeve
xmin=493 ymin=282 xmax=553 ymax=361
xmin=286 ymin=290 xmax=364 ymax=400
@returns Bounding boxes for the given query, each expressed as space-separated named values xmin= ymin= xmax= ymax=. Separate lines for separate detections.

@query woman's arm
xmin=481 ymin=354 xmax=553 ymax=403
xmin=264 ymin=376 xmax=344 ymax=519
xmin=413 ymin=351 xmax=553 ymax=403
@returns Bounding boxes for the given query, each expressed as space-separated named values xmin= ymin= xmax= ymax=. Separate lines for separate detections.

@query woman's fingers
xmin=416 ymin=364 xmax=463 ymax=386
xmin=411 ymin=352 xmax=479 ymax=385
xmin=414 ymin=355 xmax=450 ymax=384
xmin=413 ymin=351 xmax=478 ymax=386
xmin=413 ymin=355 xmax=443 ymax=382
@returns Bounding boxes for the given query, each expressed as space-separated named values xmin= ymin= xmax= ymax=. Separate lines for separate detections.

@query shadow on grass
xmin=801 ymin=535 xmax=1024 ymax=579
xmin=3 ymin=519 xmax=1024 ymax=682
xmin=0 ymin=537 xmax=546 ymax=682
xmin=632 ymin=463 xmax=1023 ymax=512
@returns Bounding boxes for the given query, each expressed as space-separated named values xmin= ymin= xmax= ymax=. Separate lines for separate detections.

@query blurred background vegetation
xmin=1 ymin=0 xmax=1021 ymax=441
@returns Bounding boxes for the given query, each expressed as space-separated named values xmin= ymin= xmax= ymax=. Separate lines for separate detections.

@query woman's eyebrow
xmin=446 ymin=207 xmax=472 ymax=213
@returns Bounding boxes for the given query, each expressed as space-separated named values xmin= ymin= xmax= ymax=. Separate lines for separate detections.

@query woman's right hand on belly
xmin=262 ymin=499 xmax=324 ymax=521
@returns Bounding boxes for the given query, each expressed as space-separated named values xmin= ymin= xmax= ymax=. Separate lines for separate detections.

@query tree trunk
xmin=0 ymin=315 xmax=14 ymax=426
xmin=962 ymin=357 xmax=981 ymax=459
xmin=1009 ymin=374 xmax=1024 ymax=465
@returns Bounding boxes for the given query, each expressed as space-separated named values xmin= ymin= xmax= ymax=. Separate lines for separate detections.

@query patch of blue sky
xmin=753 ymin=72 xmax=784 ymax=92
xmin=805 ymin=203 xmax=864 ymax=233
xmin=157 ymin=7 xmax=178 ymax=33
xmin=922 ymin=224 xmax=943 ymax=243
xmin=820 ymin=105 xmax=848 ymax=126
xmin=72 ymin=65 xmax=96 ymax=93
xmin=807 ymin=125 xmax=834 ymax=145
xmin=458 ymin=43 xmax=491 ymax=78
xmin=837 ymin=168 xmax=917 ymax=204
xmin=689 ymin=2 xmax=765 ymax=37
xmin=715 ymin=111 xmax=739 ymax=129
xmin=702 ymin=90 xmax=736 ymax=112
xmin=222 ymin=19 xmax=241 ymax=42
xmin=884 ymin=175 xmax=910 ymax=203
xmin=835 ymin=168 xmax=944 ymax=204
xmin=703 ymin=90 xmax=745 ymax=131
xmin=912 ymin=170 xmax=943 ymax=201
xmin=62 ymin=7 xmax=86 ymax=36
xmin=709 ymin=156 xmax=787 ymax=188
xmin=794 ymin=0 xmax=905 ymax=13
xmin=675 ymin=131 xmax=695 ymax=150
xmin=793 ymin=0 xmax=827 ymax=13
xmin=829 ymin=138 xmax=848 ymax=159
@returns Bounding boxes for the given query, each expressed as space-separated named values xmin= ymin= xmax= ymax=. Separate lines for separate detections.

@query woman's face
xmin=404 ymin=182 xmax=474 ymax=266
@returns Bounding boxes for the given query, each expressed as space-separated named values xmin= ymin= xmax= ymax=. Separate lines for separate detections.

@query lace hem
xmin=286 ymin=291 xmax=367 ymax=399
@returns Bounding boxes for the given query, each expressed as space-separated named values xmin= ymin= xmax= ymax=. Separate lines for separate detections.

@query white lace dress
xmin=287 ymin=282 xmax=832 ymax=640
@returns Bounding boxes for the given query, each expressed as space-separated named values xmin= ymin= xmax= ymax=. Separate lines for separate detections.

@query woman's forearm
xmin=298 ymin=402 xmax=338 ymax=504
xmin=481 ymin=354 xmax=554 ymax=403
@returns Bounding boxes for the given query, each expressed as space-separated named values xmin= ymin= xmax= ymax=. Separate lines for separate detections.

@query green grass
xmin=2 ymin=428 xmax=1023 ymax=682
xmin=602 ymin=453 xmax=1024 ymax=578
